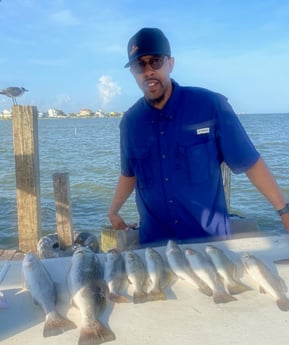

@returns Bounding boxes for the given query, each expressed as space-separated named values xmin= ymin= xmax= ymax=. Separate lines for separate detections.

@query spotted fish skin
xmin=123 ymin=250 xmax=148 ymax=303
xmin=205 ymin=244 xmax=250 ymax=295
xmin=185 ymin=248 xmax=237 ymax=304
xmin=145 ymin=247 xmax=167 ymax=301
xmin=22 ymin=252 xmax=76 ymax=337
xmin=166 ymin=240 xmax=212 ymax=297
xmin=241 ymin=253 xmax=289 ymax=312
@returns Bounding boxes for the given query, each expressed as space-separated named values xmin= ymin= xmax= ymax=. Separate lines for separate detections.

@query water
xmin=1 ymin=114 xmax=289 ymax=249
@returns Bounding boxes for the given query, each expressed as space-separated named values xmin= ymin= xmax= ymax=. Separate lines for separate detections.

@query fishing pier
xmin=2 ymin=105 xmax=260 ymax=257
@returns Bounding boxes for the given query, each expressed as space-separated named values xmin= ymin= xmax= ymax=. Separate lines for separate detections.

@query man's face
xmin=130 ymin=55 xmax=174 ymax=109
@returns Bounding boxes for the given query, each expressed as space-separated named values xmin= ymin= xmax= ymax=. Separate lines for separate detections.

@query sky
xmin=1 ymin=0 xmax=289 ymax=114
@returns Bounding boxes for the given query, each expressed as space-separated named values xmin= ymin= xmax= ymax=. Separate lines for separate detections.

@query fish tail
xmin=147 ymin=288 xmax=167 ymax=301
xmin=198 ymin=284 xmax=213 ymax=297
xmin=213 ymin=290 xmax=237 ymax=304
xmin=79 ymin=321 xmax=116 ymax=345
xmin=276 ymin=298 xmax=289 ymax=312
xmin=108 ymin=292 xmax=129 ymax=303
xmin=227 ymin=281 xmax=251 ymax=295
xmin=43 ymin=312 xmax=77 ymax=337
xmin=133 ymin=291 xmax=148 ymax=304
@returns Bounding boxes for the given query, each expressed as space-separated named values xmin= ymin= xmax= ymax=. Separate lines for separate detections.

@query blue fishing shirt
xmin=120 ymin=80 xmax=260 ymax=244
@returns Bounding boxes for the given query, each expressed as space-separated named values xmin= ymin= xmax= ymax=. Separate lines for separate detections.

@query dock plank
xmin=0 ymin=249 xmax=24 ymax=261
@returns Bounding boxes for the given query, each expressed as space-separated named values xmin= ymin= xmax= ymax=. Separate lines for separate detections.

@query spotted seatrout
xmin=241 ymin=253 xmax=289 ymax=311
xmin=67 ymin=247 xmax=116 ymax=345
xmin=22 ymin=252 xmax=76 ymax=337
xmin=123 ymin=250 xmax=148 ymax=303
xmin=184 ymin=248 xmax=237 ymax=303
xmin=104 ymin=249 xmax=128 ymax=303
xmin=145 ymin=247 xmax=168 ymax=301
xmin=166 ymin=240 xmax=212 ymax=296
xmin=205 ymin=244 xmax=250 ymax=295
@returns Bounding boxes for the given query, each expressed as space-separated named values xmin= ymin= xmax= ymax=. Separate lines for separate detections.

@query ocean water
xmin=1 ymin=114 xmax=289 ymax=248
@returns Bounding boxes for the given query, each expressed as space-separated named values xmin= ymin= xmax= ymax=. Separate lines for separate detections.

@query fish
xmin=67 ymin=246 xmax=116 ymax=345
xmin=184 ymin=248 xmax=237 ymax=304
xmin=123 ymin=250 xmax=148 ymax=303
xmin=74 ymin=231 xmax=99 ymax=253
xmin=145 ymin=247 xmax=168 ymax=301
xmin=22 ymin=252 xmax=76 ymax=337
xmin=165 ymin=240 xmax=212 ymax=296
xmin=37 ymin=233 xmax=61 ymax=259
xmin=205 ymin=244 xmax=250 ymax=295
xmin=104 ymin=249 xmax=128 ymax=303
xmin=241 ymin=253 xmax=289 ymax=311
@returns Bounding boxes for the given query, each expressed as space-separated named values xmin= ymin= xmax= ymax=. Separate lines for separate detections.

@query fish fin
xmin=276 ymin=298 xmax=289 ymax=312
xmin=79 ymin=321 xmax=116 ymax=345
xmin=198 ymin=286 xmax=213 ymax=297
xmin=43 ymin=312 xmax=77 ymax=337
xmin=227 ymin=281 xmax=251 ymax=295
xmin=108 ymin=292 xmax=129 ymax=303
xmin=213 ymin=290 xmax=237 ymax=304
xmin=147 ymin=288 xmax=167 ymax=301
xmin=0 ymin=291 xmax=8 ymax=309
xmin=133 ymin=291 xmax=148 ymax=304
xmin=259 ymin=286 xmax=266 ymax=294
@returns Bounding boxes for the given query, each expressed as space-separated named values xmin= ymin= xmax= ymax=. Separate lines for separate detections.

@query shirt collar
xmin=142 ymin=79 xmax=180 ymax=120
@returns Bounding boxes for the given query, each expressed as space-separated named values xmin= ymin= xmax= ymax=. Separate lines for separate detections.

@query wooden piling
xmin=53 ymin=173 xmax=73 ymax=249
xmin=12 ymin=105 xmax=41 ymax=253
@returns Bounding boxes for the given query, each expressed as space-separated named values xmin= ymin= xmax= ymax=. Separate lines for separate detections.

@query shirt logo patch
xmin=197 ymin=127 xmax=210 ymax=135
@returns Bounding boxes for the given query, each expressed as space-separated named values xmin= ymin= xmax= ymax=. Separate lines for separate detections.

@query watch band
xmin=276 ymin=203 xmax=289 ymax=216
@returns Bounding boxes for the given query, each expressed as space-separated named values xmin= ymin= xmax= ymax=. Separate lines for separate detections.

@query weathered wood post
xmin=12 ymin=105 xmax=41 ymax=253
xmin=53 ymin=172 xmax=73 ymax=249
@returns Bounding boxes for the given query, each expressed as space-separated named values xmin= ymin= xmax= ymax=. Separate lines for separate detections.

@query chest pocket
xmin=177 ymin=123 xmax=219 ymax=184
xmin=127 ymin=147 xmax=152 ymax=188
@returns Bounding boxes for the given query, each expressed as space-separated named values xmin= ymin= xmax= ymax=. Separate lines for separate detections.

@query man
xmin=109 ymin=27 xmax=289 ymax=245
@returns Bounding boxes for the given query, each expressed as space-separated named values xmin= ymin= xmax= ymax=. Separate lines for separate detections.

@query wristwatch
xmin=276 ymin=203 xmax=289 ymax=216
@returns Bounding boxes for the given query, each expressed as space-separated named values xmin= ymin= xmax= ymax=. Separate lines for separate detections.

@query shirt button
xmin=162 ymin=154 xmax=166 ymax=159
xmin=168 ymin=199 xmax=173 ymax=203
xmin=174 ymin=219 xmax=179 ymax=224
xmin=164 ymin=177 xmax=169 ymax=182
xmin=160 ymin=131 xmax=164 ymax=135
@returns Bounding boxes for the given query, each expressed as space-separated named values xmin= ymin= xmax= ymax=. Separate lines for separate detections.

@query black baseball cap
xmin=124 ymin=28 xmax=171 ymax=68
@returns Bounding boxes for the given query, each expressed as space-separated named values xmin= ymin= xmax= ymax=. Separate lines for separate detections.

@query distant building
xmin=48 ymin=108 xmax=67 ymax=117
xmin=0 ymin=109 xmax=12 ymax=118
xmin=78 ymin=108 xmax=94 ymax=117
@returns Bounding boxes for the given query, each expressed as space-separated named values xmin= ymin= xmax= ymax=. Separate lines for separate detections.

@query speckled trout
xmin=185 ymin=248 xmax=237 ymax=303
xmin=145 ymin=247 xmax=168 ymax=301
xmin=166 ymin=240 xmax=212 ymax=296
xmin=123 ymin=250 xmax=148 ymax=303
xmin=22 ymin=252 xmax=76 ymax=337
xmin=68 ymin=247 xmax=116 ymax=345
xmin=205 ymin=244 xmax=250 ymax=295
xmin=104 ymin=249 xmax=128 ymax=303
xmin=241 ymin=253 xmax=289 ymax=311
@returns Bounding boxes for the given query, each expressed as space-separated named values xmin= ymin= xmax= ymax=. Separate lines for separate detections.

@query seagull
xmin=0 ymin=86 xmax=28 ymax=105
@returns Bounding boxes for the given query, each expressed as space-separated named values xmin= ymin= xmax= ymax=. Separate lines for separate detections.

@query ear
xmin=168 ymin=57 xmax=175 ymax=73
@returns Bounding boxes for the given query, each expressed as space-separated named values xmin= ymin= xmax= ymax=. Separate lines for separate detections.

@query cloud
xmin=97 ymin=75 xmax=121 ymax=108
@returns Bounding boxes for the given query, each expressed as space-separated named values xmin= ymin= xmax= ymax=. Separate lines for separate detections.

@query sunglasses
xmin=131 ymin=56 xmax=166 ymax=74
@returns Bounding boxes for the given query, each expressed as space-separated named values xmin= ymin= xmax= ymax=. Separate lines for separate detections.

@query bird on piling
xmin=0 ymin=87 xmax=28 ymax=105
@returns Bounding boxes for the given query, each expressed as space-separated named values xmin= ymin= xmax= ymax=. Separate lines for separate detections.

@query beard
xmin=146 ymin=93 xmax=165 ymax=107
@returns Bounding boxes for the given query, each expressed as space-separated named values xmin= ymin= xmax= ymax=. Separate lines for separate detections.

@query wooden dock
xmin=0 ymin=249 xmax=24 ymax=261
